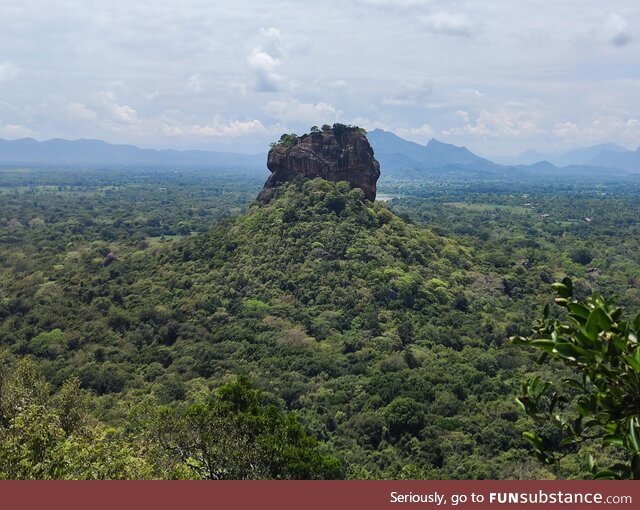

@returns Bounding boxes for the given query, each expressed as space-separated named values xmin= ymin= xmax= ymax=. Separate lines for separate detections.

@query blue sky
xmin=0 ymin=0 xmax=638 ymax=156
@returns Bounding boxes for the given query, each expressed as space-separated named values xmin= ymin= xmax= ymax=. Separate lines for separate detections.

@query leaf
xmin=510 ymin=336 xmax=529 ymax=346
xmin=523 ymin=431 xmax=543 ymax=449
xmin=603 ymin=434 xmax=625 ymax=447
xmin=568 ymin=302 xmax=590 ymax=321
xmin=562 ymin=378 xmax=584 ymax=391
xmin=586 ymin=308 xmax=611 ymax=340
xmin=530 ymin=339 xmax=556 ymax=354
xmin=629 ymin=419 xmax=640 ymax=453
xmin=554 ymin=342 xmax=586 ymax=359
xmin=551 ymin=282 xmax=571 ymax=298
xmin=593 ymin=470 xmax=618 ymax=480
xmin=633 ymin=454 xmax=640 ymax=480
xmin=624 ymin=355 xmax=640 ymax=372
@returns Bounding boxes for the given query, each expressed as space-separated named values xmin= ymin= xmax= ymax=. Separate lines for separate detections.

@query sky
xmin=0 ymin=0 xmax=639 ymax=157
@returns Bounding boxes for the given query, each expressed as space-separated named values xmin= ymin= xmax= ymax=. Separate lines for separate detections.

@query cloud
xmin=351 ymin=0 xmax=433 ymax=11
xmin=552 ymin=117 xmax=640 ymax=145
xmin=0 ymin=62 xmax=21 ymax=82
xmin=66 ymin=103 xmax=98 ymax=121
xmin=162 ymin=116 xmax=265 ymax=138
xmin=247 ymin=27 xmax=286 ymax=92
xmin=552 ymin=121 xmax=579 ymax=139
xmin=382 ymin=81 xmax=433 ymax=106
xmin=247 ymin=49 xmax=283 ymax=92
xmin=420 ymin=12 xmax=474 ymax=37
xmin=259 ymin=27 xmax=282 ymax=57
xmin=396 ymin=123 xmax=434 ymax=142
xmin=186 ymin=73 xmax=204 ymax=93
xmin=264 ymin=98 xmax=341 ymax=124
xmin=0 ymin=124 xmax=38 ymax=138
xmin=601 ymin=13 xmax=632 ymax=46
xmin=111 ymin=104 xmax=138 ymax=124
xmin=327 ymin=79 xmax=348 ymax=89
xmin=444 ymin=109 xmax=540 ymax=138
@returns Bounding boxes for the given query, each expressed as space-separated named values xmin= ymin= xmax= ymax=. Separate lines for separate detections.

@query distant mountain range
xmin=0 ymin=137 xmax=266 ymax=173
xmin=367 ymin=129 xmax=640 ymax=178
xmin=497 ymin=142 xmax=640 ymax=170
xmin=1 ymin=132 xmax=639 ymax=178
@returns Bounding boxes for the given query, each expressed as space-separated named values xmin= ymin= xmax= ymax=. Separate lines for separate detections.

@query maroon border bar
xmin=1 ymin=480 xmax=638 ymax=510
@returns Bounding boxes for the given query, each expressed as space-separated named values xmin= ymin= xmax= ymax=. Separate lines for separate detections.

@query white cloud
xmin=265 ymin=98 xmax=341 ymax=124
xmin=383 ymin=81 xmax=433 ymax=107
xmin=111 ymin=104 xmax=138 ymax=124
xmin=0 ymin=124 xmax=37 ymax=138
xmin=352 ymin=0 xmax=433 ymax=10
xmin=259 ymin=27 xmax=282 ymax=57
xmin=66 ymin=103 xmax=98 ymax=121
xmin=327 ymin=79 xmax=348 ymax=89
xmin=247 ymin=49 xmax=283 ymax=92
xmin=0 ymin=62 xmax=21 ymax=81
xmin=444 ymin=109 xmax=541 ymax=138
xmin=186 ymin=73 xmax=204 ymax=93
xmin=420 ymin=12 xmax=474 ymax=37
xmin=162 ymin=116 xmax=265 ymax=138
xmin=552 ymin=117 xmax=640 ymax=146
xmin=552 ymin=121 xmax=580 ymax=139
xmin=601 ymin=13 xmax=632 ymax=46
xmin=396 ymin=123 xmax=434 ymax=142
xmin=246 ymin=27 xmax=286 ymax=92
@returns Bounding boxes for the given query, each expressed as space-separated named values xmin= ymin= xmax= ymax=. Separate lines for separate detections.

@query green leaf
xmin=554 ymin=342 xmax=586 ymax=359
xmin=568 ymin=302 xmax=590 ymax=321
xmin=632 ymin=454 xmax=640 ymax=480
xmin=593 ymin=470 xmax=618 ymax=480
xmin=624 ymin=355 xmax=640 ymax=372
xmin=523 ymin=431 xmax=543 ymax=449
xmin=562 ymin=378 xmax=584 ymax=391
xmin=552 ymin=282 xmax=571 ymax=299
xmin=603 ymin=434 xmax=625 ymax=447
xmin=530 ymin=339 xmax=556 ymax=353
xmin=629 ymin=419 xmax=640 ymax=453
xmin=510 ymin=336 xmax=529 ymax=346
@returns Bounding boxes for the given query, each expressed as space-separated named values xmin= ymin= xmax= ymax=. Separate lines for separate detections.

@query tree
xmin=146 ymin=377 xmax=341 ymax=479
xmin=512 ymin=277 xmax=640 ymax=479
xmin=0 ymin=353 xmax=150 ymax=479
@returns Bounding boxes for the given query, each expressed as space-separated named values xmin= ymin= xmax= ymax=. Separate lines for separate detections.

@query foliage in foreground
xmin=513 ymin=278 xmax=640 ymax=479
xmin=0 ymin=350 xmax=336 ymax=479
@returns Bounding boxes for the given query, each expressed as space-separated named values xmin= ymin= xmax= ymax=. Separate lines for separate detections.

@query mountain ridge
xmin=1 ymin=132 xmax=638 ymax=177
xmin=0 ymin=137 xmax=266 ymax=172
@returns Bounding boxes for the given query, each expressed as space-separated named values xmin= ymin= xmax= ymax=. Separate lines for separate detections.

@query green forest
xmin=1 ymin=166 xmax=640 ymax=479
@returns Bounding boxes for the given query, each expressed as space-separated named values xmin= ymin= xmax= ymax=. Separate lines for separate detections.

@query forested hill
xmin=2 ymin=175 xmax=568 ymax=479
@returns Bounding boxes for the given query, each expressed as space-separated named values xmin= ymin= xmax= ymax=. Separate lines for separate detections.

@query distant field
xmin=145 ymin=235 xmax=186 ymax=244
xmin=444 ymin=202 xmax=531 ymax=214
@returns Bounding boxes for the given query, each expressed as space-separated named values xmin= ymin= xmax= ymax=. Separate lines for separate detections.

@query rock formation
xmin=258 ymin=125 xmax=381 ymax=202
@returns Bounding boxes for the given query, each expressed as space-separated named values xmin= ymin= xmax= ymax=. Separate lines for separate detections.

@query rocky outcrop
xmin=258 ymin=126 xmax=381 ymax=202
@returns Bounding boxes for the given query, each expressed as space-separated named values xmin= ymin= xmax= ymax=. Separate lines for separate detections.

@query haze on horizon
xmin=0 ymin=0 xmax=639 ymax=158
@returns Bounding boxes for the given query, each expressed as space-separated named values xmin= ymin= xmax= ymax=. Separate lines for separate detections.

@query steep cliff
xmin=258 ymin=125 xmax=381 ymax=202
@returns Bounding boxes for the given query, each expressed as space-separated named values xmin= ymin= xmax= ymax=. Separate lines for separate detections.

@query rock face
xmin=258 ymin=127 xmax=381 ymax=202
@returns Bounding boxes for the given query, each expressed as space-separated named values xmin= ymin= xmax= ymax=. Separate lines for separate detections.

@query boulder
xmin=258 ymin=125 xmax=381 ymax=202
